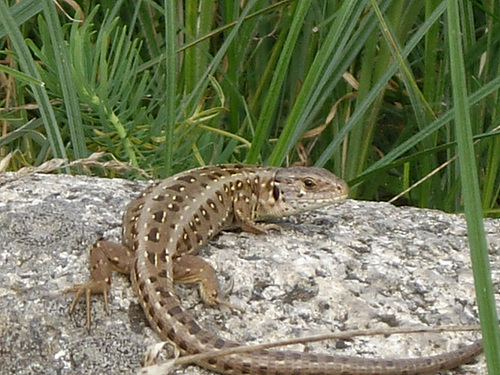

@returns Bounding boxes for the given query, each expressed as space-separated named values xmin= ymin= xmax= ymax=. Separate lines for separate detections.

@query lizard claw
xmin=213 ymin=278 xmax=245 ymax=313
xmin=66 ymin=280 xmax=110 ymax=332
xmin=222 ymin=276 xmax=234 ymax=296
xmin=213 ymin=296 xmax=245 ymax=313
xmin=199 ymin=282 xmax=244 ymax=313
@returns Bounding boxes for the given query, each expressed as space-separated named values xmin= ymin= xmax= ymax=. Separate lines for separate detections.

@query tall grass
xmin=1 ymin=0 xmax=496 ymax=212
xmin=0 ymin=1 xmax=499 ymax=371
xmin=0 ymin=1 xmax=497 ymax=208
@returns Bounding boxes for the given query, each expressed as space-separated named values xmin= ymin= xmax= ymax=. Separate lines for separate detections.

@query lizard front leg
xmin=67 ymin=240 xmax=135 ymax=331
xmin=233 ymin=192 xmax=281 ymax=234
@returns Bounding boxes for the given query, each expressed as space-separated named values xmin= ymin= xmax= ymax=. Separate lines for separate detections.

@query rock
xmin=0 ymin=173 xmax=498 ymax=374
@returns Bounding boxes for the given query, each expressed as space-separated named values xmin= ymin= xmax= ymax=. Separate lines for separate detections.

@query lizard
xmin=68 ymin=164 xmax=483 ymax=374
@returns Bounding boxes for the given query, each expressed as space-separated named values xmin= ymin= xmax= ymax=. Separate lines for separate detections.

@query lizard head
xmin=255 ymin=166 xmax=349 ymax=219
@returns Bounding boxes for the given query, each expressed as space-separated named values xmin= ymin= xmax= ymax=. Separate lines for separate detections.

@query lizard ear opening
xmin=273 ymin=184 xmax=280 ymax=201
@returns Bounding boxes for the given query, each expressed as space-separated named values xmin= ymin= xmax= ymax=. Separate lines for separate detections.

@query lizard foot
xmin=66 ymin=280 xmax=110 ymax=332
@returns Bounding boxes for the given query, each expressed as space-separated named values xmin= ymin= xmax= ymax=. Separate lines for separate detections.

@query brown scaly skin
xmin=69 ymin=164 xmax=482 ymax=374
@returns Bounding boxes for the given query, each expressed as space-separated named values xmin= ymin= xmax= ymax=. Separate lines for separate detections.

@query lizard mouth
xmin=281 ymin=193 xmax=348 ymax=215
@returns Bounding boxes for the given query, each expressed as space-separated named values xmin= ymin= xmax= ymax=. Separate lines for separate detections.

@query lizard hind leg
xmin=173 ymin=254 xmax=244 ymax=312
xmin=67 ymin=240 xmax=135 ymax=331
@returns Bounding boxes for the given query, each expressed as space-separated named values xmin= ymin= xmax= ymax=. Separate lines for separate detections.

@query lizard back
xmin=120 ymin=164 xmax=482 ymax=374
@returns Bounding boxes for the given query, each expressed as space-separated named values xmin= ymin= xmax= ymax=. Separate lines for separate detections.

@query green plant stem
xmin=446 ymin=1 xmax=500 ymax=374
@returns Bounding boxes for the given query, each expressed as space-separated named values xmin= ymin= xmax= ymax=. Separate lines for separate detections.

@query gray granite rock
xmin=0 ymin=173 xmax=498 ymax=374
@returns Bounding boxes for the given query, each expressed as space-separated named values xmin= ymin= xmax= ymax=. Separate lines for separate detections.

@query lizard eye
xmin=303 ymin=178 xmax=316 ymax=189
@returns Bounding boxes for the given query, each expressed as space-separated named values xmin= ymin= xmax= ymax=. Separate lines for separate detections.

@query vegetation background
xmin=0 ymin=0 xmax=499 ymax=373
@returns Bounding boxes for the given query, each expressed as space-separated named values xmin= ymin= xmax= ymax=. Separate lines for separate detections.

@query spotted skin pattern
xmin=69 ymin=164 xmax=482 ymax=374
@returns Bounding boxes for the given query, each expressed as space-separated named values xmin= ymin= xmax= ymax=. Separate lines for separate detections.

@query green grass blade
xmin=354 ymin=74 xmax=500 ymax=183
xmin=0 ymin=0 xmax=68 ymax=165
xmin=267 ymin=0 xmax=366 ymax=166
xmin=0 ymin=64 xmax=44 ymax=86
xmin=350 ymin=128 xmax=500 ymax=187
xmin=0 ymin=118 xmax=44 ymax=147
xmin=245 ymin=0 xmax=312 ymax=164
xmin=370 ymin=0 xmax=435 ymax=123
xmin=317 ymin=2 xmax=447 ymax=168
xmin=163 ymin=0 xmax=177 ymax=176
xmin=0 ymin=0 xmax=42 ymax=39
xmin=446 ymin=2 xmax=500 ymax=373
xmin=42 ymin=0 xmax=87 ymax=160
xmin=483 ymin=134 xmax=500 ymax=213
xmin=179 ymin=0 xmax=260 ymax=119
